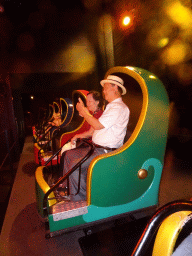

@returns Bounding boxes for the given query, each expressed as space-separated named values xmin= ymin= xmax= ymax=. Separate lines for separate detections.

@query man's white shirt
xmin=92 ymin=97 xmax=130 ymax=149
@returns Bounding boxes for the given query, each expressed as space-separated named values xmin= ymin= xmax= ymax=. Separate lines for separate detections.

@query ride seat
xmin=115 ymin=72 xmax=143 ymax=144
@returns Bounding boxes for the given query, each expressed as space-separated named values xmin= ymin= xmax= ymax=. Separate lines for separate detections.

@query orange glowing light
xmin=123 ymin=16 xmax=131 ymax=26
xmin=119 ymin=10 xmax=136 ymax=33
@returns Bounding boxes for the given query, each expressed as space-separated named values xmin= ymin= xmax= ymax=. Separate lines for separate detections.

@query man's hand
xmin=76 ymin=97 xmax=104 ymax=130
xmin=76 ymin=98 xmax=85 ymax=116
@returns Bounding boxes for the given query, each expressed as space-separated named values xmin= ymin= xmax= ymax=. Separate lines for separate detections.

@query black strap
xmin=92 ymin=142 xmax=117 ymax=151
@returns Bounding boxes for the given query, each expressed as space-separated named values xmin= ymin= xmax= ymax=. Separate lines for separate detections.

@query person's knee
xmin=64 ymin=150 xmax=73 ymax=162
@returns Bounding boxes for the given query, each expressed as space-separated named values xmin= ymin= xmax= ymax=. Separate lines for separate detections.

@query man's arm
xmin=71 ymin=126 xmax=94 ymax=144
xmin=76 ymin=98 xmax=104 ymax=130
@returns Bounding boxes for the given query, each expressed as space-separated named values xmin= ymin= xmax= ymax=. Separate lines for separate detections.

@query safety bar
xmin=37 ymin=127 xmax=62 ymax=165
xmin=43 ymin=139 xmax=95 ymax=217
xmin=41 ymin=137 xmax=72 ymax=166
xmin=36 ymin=124 xmax=52 ymax=141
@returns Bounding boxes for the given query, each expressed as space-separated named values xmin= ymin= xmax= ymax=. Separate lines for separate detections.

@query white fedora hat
xmin=100 ymin=75 xmax=126 ymax=95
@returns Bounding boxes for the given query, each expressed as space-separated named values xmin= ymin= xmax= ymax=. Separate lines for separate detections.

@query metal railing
xmin=43 ymin=139 xmax=95 ymax=217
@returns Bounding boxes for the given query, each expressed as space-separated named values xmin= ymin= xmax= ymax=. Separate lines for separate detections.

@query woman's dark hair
xmin=87 ymin=90 xmax=104 ymax=109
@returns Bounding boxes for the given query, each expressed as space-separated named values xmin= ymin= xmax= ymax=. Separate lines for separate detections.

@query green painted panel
xmin=48 ymin=214 xmax=86 ymax=233
xmin=35 ymin=179 xmax=56 ymax=218
xmin=35 ymin=180 xmax=45 ymax=218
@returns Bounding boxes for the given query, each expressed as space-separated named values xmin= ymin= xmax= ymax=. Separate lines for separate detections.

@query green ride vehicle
xmin=35 ymin=66 xmax=169 ymax=238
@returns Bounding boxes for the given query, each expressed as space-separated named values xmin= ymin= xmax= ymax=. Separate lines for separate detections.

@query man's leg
xmin=62 ymin=146 xmax=92 ymax=193
xmin=63 ymin=147 xmax=105 ymax=201
xmin=69 ymin=148 xmax=105 ymax=201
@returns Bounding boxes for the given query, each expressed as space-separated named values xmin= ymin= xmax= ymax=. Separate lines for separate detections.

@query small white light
xmin=149 ymin=75 xmax=156 ymax=79
xmin=123 ymin=16 xmax=131 ymax=26
xmin=126 ymin=66 xmax=135 ymax=71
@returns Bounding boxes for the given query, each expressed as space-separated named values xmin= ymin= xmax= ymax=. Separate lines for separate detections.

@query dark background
xmin=0 ymin=0 xmax=192 ymax=141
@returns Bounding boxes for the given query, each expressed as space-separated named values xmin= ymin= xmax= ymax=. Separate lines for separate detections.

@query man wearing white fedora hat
xmin=62 ymin=75 xmax=130 ymax=201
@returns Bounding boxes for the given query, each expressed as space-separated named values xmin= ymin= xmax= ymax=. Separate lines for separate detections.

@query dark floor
xmin=79 ymin=216 xmax=155 ymax=256
xmin=0 ymin=162 xmax=19 ymax=233
xmin=0 ymin=137 xmax=24 ymax=234
xmin=0 ymin=135 xmax=192 ymax=256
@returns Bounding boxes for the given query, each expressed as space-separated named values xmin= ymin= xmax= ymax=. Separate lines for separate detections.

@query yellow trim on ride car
xmin=152 ymin=211 xmax=192 ymax=256
xmin=35 ymin=166 xmax=57 ymax=206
